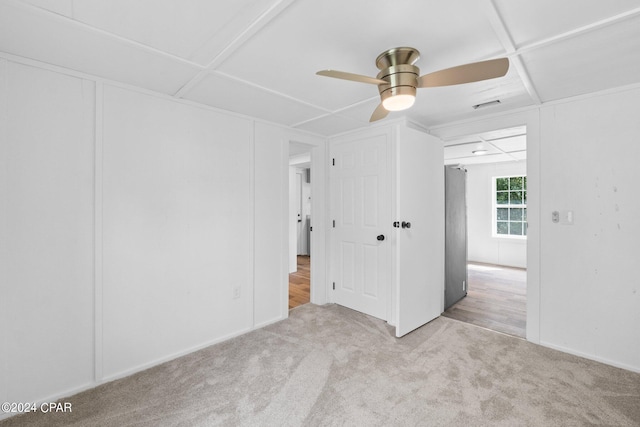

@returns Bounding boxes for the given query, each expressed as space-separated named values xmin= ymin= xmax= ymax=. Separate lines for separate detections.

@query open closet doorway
xmin=442 ymin=126 xmax=528 ymax=338
xmin=288 ymin=142 xmax=313 ymax=309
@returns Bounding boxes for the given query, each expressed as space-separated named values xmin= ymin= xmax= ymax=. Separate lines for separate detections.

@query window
xmin=494 ymin=176 xmax=527 ymax=237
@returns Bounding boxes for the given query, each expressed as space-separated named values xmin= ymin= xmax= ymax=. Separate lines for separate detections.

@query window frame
xmin=492 ymin=175 xmax=527 ymax=239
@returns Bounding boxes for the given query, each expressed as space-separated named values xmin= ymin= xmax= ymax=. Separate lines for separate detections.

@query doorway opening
xmin=288 ymin=142 xmax=313 ymax=309
xmin=442 ymin=126 xmax=527 ymax=338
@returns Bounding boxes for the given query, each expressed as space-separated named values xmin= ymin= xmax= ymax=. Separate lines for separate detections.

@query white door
xmin=330 ymin=134 xmax=391 ymax=320
xmin=395 ymin=127 xmax=444 ymax=337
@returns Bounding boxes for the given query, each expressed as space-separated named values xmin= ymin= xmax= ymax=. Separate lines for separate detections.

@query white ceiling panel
xmin=404 ymin=70 xmax=534 ymax=127
xmin=521 ymin=14 xmax=640 ymax=102
xmin=490 ymin=135 xmax=527 ymax=152
xmin=445 ymin=153 xmax=516 ymax=166
xmin=445 ymin=142 xmax=502 ymax=160
xmin=3 ymin=0 xmax=640 ymax=136
xmin=293 ymin=114 xmax=366 ymax=137
xmin=479 ymin=126 xmax=527 ymax=141
xmin=335 ymin=98 xmax=394 ymax=124
xmin=183 ymin=72 xmax=327 ymax=126
xmin=494 ymin=0 xmax=640 ymax=47
xmin=443 ymin=135 xmax=482 ymax=146
xmin=20 ymin=0 xmax=72 ymax=15
xmin=443 ymin=125 xmax=527 ymax=166
xmin=217 ymin=0 xmax=505 ymax=110
xmin=19 ymin=0 xmax=279 ymax=65
xmin=0 ymin=2 xmax=200 ymax=94
xmin=71 ymin=0 xmax=278 ymax=64
xmin=509 ymin=151 xmax=527 ymax=161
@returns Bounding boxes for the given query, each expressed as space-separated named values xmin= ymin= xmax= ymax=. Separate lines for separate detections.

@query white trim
xmin=249 ymin=121 xmax=256 ymax=328
xmin=540 ymin=341 xmax=640 ymax=374
xmin=209 ymin=69 xmax=333 ymax=115
xmin=93 ymin=81 xmax=104 ymax=382
xmin=101 ymin=327 xmax=252 ymax=383
xmin=327 ymin=117 xmax=405 ymax=139
xmin=483 ymin=0 xmax=541 ymax=104
xmin=282 ymin=139 xmax=291 ymax=319
xmin=309 ymin=140 xmax=329 ymax=306
xmin=254 ymin=315 xmax=286 ymax=330
xmin=0 ymin=58 xmax=8 ymax=410
xmin=516 ymin=7 xmax=640 ymax=57
xmin=0 ymin=51 xmax=326 ymax=141
xmin=174 ymin=0 xmax=297 ymax=97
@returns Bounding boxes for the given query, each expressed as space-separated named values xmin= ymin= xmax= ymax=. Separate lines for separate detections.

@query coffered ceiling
xmin=1 ymin=0 xmax=639 ymax=138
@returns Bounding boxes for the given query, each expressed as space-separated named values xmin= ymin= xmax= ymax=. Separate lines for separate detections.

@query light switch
xmin=560 ymin=210 xmax=574 ymax=225
xmin=552 ymin=210 xmax=574 ymax=225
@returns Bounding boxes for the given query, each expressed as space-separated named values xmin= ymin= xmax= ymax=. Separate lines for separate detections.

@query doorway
xmin=289 ymin=142 xmax=313 ymax=309
xmin=443 ymin=262 xmax=526 ymax=337
xmin=442 ymin=126 xmax=527 ymax=338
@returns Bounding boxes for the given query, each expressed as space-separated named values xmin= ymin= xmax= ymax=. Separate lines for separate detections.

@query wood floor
xmin=289 ymin=258 xmax=525 ymax=337
xmin=289 ymin=255 xmax=310 ymax=309
xmin=442 ymin=262 xmax=526 ymax=338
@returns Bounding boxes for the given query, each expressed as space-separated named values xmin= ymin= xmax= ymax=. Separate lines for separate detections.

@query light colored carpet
xmin=3 ymin=304 xmax=639 ymax=426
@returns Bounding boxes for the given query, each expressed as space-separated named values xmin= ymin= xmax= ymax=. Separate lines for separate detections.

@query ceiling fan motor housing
xmin=376 ymin=64 xmax=419 ymax=105
xmin=375 ymin=47 xmax=421 ymax=110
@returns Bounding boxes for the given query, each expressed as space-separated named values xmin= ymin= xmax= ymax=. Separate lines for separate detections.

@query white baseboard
xmin=540 ymin=340 xmax=640 ymax=374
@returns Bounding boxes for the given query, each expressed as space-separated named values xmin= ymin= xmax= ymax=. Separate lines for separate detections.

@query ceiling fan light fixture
xmin=380 ymin=84 xmax=417 ymax=111
xmin=382 ymin=94 xmax=415 ymax=111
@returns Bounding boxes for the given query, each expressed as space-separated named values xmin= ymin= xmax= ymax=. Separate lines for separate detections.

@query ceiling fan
xmin=316 ymin=47 xmax=509 ymax=122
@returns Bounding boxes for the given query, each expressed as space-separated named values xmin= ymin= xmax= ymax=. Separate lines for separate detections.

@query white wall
xmin=1 ymin=60 xmax=95 ymax=405
xmin=101 ymin=86 xmax=254 ymax=378
xmin=465 ymin=161 xmax=527 ymax=268
xmin=538 ymin=87 xmax=640 ymax=372
xmin=0 ymin=56 xmax=326 ymax=413
xmin=431 ymin=85 xmax=640 ymax=372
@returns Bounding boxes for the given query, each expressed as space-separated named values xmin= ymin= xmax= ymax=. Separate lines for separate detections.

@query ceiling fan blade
xmin=417 ymin=58 xmax=509 ymax=88
xmin=317 ymin=70 xmax=387 ymax=85
xmin=369 ymin=103 xmax=389 ymax=122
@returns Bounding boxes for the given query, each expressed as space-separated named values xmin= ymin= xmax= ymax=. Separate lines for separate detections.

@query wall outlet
xmin=233 ymin=286 xmax=241 ymax=299
xmin=463 ymin=280 xmax=466 ymax=291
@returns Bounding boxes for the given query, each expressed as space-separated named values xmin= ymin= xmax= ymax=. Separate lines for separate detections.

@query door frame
xmin=429 ymin=110 xmax=540 ymax=343
xmin=283 ymin=138 xmax=329 ymax=319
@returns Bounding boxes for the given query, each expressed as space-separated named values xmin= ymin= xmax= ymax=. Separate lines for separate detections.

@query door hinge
xmin=332 ymin=220 xmax=335 ymax=228
xmin=332 ymin=158 xmax=335 ymax=166
xmin=332 ymin=282 xmax=335 ymax=290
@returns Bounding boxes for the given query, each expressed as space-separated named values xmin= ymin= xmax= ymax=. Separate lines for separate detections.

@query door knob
xmin=401 ymin=221 xmax=411 ymax=229
xmin=377 ymin=234 xmax=385 ymax=241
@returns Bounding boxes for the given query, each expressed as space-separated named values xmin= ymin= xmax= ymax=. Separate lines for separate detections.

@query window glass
xmin=496 ymin=178 xmax=509 ymax=191
xmin=497 ymin=192 xmax=509 ymax=204
xmin=494 ymin=175 xmax=527 ymax=238
xmin=497 ymin=222 xmax=508 ymax=235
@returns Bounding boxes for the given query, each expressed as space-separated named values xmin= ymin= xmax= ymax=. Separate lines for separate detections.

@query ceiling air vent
xmin=472 ymin=100 xmax=501 ymax=109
